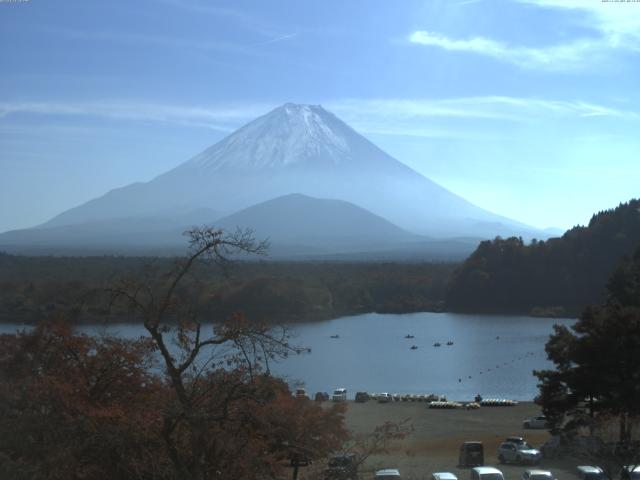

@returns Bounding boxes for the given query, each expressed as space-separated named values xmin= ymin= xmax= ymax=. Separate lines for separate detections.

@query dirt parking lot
xmin=299 ymin=401 xmax=580 ymax=480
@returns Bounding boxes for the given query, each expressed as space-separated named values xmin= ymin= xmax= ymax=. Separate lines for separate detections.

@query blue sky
xmin=1 ymin=0 xmax=639 ymax=233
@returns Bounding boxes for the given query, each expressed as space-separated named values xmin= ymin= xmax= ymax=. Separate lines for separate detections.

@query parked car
xmin=290 ymin=452 xmax=311 ymax=467
xmin=375 ymin=469 xmax=401 ymax=479
xmin=470 ymin=466 xmax=504 ymax=480
xmin=378 ymin=393 xmax=393 ymax=403
xmin=432 ymin=472 xmax=458 ymax=480
xmin=497 ymin=441 xmax=541 ymax=464
xmin=324 ymin=453 xmax=357 ymax=480
xmin=315 ymin=391 xmax=330 ymax=402
xmin=459 ymin=441 xmax=484 ymax=467
xmin=522 ymin=469 xmax=555 ymax=480
xmin=523 ymin=416 xmax=549 ymax=429
xmin=621 ymin=466 xmax=640 ymax=480
xmin=355 ymin=391 xmax=369 ymax=403
xmin=576 ymin=466 xmax=605 ymax=480
xmin=505 ymin=436 xmax=526 ymax=446
xmin=332 ymin=388 xmax=347 ymax=401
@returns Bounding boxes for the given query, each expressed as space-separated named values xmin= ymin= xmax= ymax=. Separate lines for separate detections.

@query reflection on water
xmin=0 ymin=312 xmax=574 ymax=400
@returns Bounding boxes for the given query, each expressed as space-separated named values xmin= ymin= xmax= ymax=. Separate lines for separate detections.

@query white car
xmin=378 ymin=392 xmax=393 ymax=403
xmin=332 ymin=388 xmax=347 ymax=401
xmin=523 ymin=416 xmax=548 ymax=429
xmin=432 ymin=472 xmax=458 ymax=480
xmin=470 ymin=466 xmax=504 ymax=480
xmin=622 ymin=466 xmax=640 ymax=480
xmin=576 ymin=466 xmax=605 ymax=480
xmin=497 ymin=442 xmax=541 ymax=464
xmin=522 ymin=469 xmax=555 ymax=480
xmin=376 ymin=469 xmax=401 ymax=479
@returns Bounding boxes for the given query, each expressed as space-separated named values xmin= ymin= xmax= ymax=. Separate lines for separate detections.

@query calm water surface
xmin=1 ymin=312 xmax=574 ymax=400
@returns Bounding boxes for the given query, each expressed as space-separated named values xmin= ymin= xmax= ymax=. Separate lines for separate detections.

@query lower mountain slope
xmin=0 ymin=208 xmax=221 ymax=255
xmin=214 ymin=193 xmax=418 ymax=250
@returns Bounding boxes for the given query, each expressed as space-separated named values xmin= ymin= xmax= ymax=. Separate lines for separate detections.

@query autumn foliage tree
xmin=0 ymin=227 xmax=349 ymax=480
xmin=0 ymin=321 xmax=168 ymax=479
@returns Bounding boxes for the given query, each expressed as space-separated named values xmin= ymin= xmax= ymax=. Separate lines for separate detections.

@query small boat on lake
xmin=330 ymin=334 xmax=340 ymax=339
xmin=433 ymin=342 xmax=441 ymax=347
xmin=405 ymin=334 xmax=415 ymax=339
xmin=410 ymin=345 xmax=418 ymax=350
xmin=446 ymin=341 xmax=454 ymax=346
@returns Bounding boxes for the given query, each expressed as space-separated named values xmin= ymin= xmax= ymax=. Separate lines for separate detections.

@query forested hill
xmin=445 ymin=199 xmax=640 ymax=316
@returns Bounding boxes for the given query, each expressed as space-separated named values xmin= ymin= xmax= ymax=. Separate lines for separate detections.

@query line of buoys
xmin=429 ymin=400 xmax=463 ymax=409
xmin=480 ymin=398 xmax=518 ymax=407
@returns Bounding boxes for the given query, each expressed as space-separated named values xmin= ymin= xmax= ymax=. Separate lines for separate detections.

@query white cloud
xmin=327 ymin=97 xmax=638 ymax=139
xmin=410 ymin=0 xmax=640 ymax=70
xmin=0 ymin=101 xmax=273 ymax=131
xmin=0 ymin=97 xmax=636 ymax=141
xmin=517 ymin=0 xmax=640 ymax=47
xmin=409 ymin=31 xmax=597 ymax=70
xmin=329 ymin=96 xmax=637 ymax=120
xmin=42 ymin=25 xmax=297 ymax=58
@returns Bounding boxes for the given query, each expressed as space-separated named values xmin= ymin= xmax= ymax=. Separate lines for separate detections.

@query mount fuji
xmin=0 ymin=103 xmax=543 ymax=256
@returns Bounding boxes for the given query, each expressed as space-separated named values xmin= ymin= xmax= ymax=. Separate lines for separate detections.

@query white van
xmin=378 ymin=392 xmax=393 ymax=403
xmin=332 ymin=388 xmax=347 ymax=401
xmin=432 ymin=472 xmax=458 ymax=480
xmin=576 ymin=466 xmax=605 ymax=480
xmin=471 ymin=467 xmax=505 ymax=480
xmin=376 ymin=469 xmax=401 ymax=479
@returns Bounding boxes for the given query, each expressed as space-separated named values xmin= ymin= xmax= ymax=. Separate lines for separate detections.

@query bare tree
xmin=106 ymin=227 xmax=300 ymax=480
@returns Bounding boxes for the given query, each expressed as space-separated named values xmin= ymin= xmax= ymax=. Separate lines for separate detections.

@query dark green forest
xmin=446 ymin=199 xmax=640 ymax=316
xmin=0 ymin=255 xmax=455 ymax=324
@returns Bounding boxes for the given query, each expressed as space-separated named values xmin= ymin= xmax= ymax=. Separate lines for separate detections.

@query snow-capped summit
xmin=184 ymin=103 xmax=369 ymax=171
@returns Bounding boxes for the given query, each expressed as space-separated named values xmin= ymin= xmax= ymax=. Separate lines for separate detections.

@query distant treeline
xmin=3 ymin=199 xmax=639 ymax=323
xmin=446 ymin=199 xmax=640 ymax=316
xmin=0 ymin=254 xmax=455 ymax=323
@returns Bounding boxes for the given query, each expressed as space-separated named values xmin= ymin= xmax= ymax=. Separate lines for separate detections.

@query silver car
xmin=522 ymin=469 xmax=555 ymax=480
xmin=523 ymin=416 xmax=548 ymax=429
xmin=433 ymin=473 xmax=458 ymax=480
xmin=497 ymin=442 xmax=541 ymax=465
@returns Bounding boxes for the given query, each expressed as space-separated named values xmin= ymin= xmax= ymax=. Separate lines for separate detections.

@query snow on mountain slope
xmin=187 ymin=104 xmax=353 ymax=171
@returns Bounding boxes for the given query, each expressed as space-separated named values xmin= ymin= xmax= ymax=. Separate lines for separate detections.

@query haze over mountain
xmin=0 ymin=103 xmax=546 ymax=256
xmin=213 ymin=193 xmax=476 ymax=259
xmin=216 ymin=193 xmax=415 ymax=245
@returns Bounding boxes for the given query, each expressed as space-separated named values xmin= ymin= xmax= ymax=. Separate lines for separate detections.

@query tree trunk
xmin=620 ymin=413 xmax=629 ymax=444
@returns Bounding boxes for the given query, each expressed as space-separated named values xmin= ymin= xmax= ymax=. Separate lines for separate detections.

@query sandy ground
xmin=297 ymin=401 xmax=580 ymax=480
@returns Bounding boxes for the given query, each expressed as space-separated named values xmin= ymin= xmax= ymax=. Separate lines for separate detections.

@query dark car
xmin=324 ymin=454 xmax=358 ymax=480
xmin=355 ymin=391 xmax=369 ymax=403
xmin=290 ymin=452 xmax=311 ymax=467
xmin=459 ymin=441 xmax=484 ymax=467
xmin=315 ymin=391 xmax=330 ymax=402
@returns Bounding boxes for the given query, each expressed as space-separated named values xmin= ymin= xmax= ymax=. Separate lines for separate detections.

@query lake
xmin=0 ymin=312 xmax=575 ymax=401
